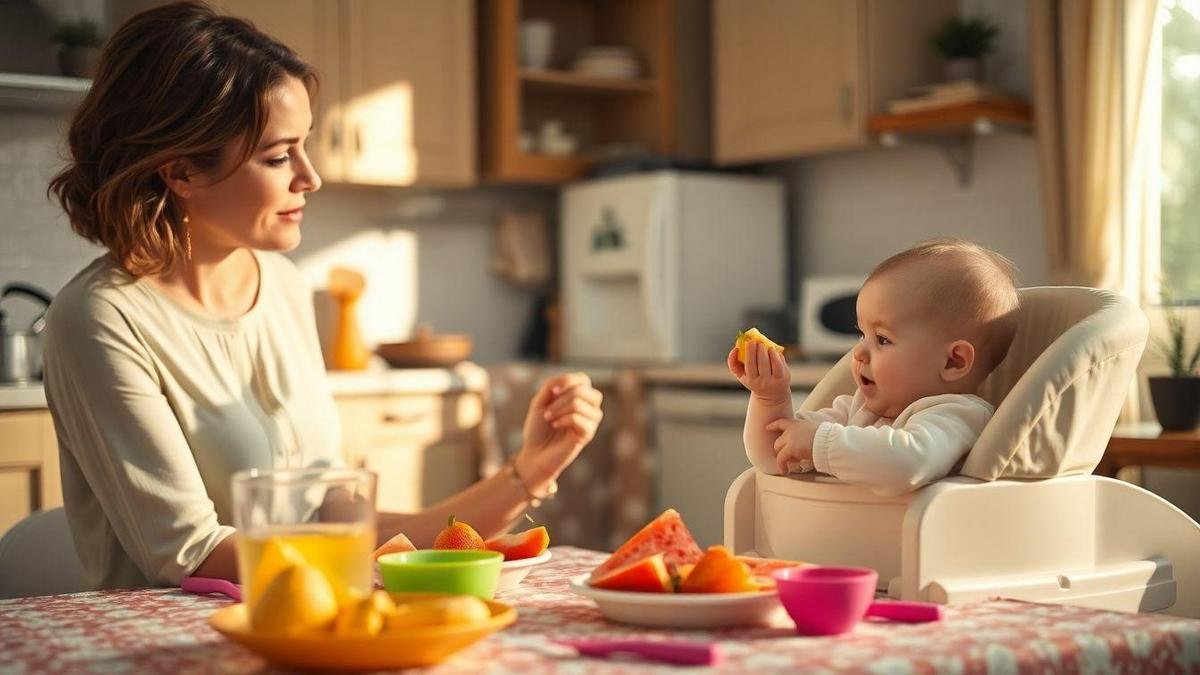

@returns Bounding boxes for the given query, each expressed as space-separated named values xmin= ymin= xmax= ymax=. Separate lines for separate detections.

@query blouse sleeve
xmin=43 ymin=293 xmax=234 ymax=585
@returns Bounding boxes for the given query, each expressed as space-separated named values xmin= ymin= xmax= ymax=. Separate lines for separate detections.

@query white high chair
xmin=725 ymin=287 xmax=1200 ymax=618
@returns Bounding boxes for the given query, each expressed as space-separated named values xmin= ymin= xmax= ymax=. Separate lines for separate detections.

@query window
xmin=1161 ymin=0 xmax=1200 ymax=303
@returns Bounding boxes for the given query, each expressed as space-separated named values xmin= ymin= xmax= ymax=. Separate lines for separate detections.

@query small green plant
xmin=1157 ymin=303 xmax=1200 ymax=377
xmin=53 ymin=18 xmax=104 ymax=48
xmin=931 ymin=16 xmax=999 ymax=59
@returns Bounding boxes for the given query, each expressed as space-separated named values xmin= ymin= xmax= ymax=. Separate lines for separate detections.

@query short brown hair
xmin=48 ymin=1 xmax=317 ymax=277
xmin=867 ymin=238 xmax=1020 ymax=375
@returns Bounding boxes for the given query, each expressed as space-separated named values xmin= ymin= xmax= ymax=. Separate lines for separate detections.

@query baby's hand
xmin=727 ymin=340 xmax=791 ymax=405
xmin=765 ymin=418 xmax=819 ymax=474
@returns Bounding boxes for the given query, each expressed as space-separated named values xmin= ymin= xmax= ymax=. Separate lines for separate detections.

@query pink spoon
xmin=552 ymin=638 xmax=723 ymax=666
xmin=180 ymin=576 xmax=243 ymax=602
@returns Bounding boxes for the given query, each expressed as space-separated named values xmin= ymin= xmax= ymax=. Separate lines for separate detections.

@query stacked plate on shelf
xmin=570 ymin=46 xmax=640 ymax=79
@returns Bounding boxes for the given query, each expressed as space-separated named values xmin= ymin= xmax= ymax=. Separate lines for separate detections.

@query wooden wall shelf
xmin=519 ymin=69 xmax=658 ymax=95
xmin=867 ymin=99 xmax=1033 ymax=136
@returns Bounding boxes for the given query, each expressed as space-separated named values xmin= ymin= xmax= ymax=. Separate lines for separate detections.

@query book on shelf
xmin=886 ymin=80 xmax=1013 ymax=115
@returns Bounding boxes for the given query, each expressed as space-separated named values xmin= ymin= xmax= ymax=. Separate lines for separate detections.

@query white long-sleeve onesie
xmin=746 ymin=391 xmax=994 ymax=496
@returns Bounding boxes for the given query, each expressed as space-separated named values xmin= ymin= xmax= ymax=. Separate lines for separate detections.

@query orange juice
xmin=238 ymin=522 xmax=374 ymax=610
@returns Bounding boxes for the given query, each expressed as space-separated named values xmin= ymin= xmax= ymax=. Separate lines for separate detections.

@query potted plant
xmin=1149 ymin=302 xmax=1200 ymax=431
xmin=930 ymin=16 xmax=999 ymax=82
xmin=53 ymin=18 xmax=104 ymax=79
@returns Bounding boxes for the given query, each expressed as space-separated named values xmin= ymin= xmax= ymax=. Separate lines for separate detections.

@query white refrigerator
xmin=561 ymin=171 xmax=786 ymax=363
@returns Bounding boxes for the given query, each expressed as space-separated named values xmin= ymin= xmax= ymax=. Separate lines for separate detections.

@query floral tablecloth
xmin=3 ymin=547 xmax=1199 ymax=673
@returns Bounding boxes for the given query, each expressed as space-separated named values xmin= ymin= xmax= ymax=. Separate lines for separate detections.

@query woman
xmin=43 ymin=1 xmax=602 ymax=590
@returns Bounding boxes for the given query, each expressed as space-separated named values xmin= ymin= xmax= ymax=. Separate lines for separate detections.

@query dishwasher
xmin=650 ymin=385 xmax=810 ymax=548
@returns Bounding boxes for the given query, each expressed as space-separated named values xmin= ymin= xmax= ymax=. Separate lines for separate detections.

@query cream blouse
xmin=43 ymin=251 xmax=343 ymax=589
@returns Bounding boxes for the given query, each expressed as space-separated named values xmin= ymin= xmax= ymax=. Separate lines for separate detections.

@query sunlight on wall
xmin=346 ymin=82 xmax=417 ymax=185
xmin=293 ymin=229 xmax=418 ymax=357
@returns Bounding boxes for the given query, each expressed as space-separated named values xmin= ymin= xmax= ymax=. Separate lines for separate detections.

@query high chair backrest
xmin=798 ymin=287 xmax=1148 ymax=480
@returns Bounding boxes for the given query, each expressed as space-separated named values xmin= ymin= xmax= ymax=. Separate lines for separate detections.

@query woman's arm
xmin=375 ymin=372 xmax=603 ymax=547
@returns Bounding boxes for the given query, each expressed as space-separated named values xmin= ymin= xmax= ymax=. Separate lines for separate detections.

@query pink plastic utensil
xmin=180 ymin=576 xmax=243 ymax=602
xmin=552 ymin=638 xmax=723 ymax=666
xmin=773 ymin=566 xmax=942 ymax=636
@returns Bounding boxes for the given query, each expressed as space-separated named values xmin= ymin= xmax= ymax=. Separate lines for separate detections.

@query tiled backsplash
xmin=0 ymin=110 xmax=102 ymax=327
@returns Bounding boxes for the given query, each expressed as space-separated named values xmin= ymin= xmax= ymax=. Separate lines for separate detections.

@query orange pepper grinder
xmin=328 ymin=267 xmax=369 ymax=370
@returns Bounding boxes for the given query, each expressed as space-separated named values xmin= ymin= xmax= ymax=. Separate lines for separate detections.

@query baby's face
xmin=851 ymin=277 xmax=959 ymax=418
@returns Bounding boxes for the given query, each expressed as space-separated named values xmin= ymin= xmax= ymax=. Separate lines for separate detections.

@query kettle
xmin=0 ymin=283 xmax=54 ymax=385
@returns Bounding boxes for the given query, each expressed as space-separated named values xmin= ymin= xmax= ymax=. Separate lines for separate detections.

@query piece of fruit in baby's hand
xmin=734 ymin=327 xmax=785 ymax=365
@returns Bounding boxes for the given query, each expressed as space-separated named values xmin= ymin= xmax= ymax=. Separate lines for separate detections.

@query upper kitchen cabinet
xmin=111 ymin=0 xmax=476 ymax=187
xmin=482 ymin=0 xmax=708 ymax=183
xmin=713 ymin=0 xmax=956 ymax=165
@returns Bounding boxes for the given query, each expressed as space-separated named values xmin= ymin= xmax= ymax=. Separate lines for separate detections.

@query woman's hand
xmin=765 ymin=417 xmax=819 ymax=474
xmin=513 ymin=372 xmax=603 ymax=492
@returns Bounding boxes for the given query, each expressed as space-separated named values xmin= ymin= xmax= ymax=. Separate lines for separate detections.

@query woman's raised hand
xmin=513 ymin=372 xmax=603 ymax=492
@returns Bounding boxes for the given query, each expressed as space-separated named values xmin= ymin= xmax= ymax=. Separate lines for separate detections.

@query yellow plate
xmin=209 ymin=593 xmax=517 ymax=670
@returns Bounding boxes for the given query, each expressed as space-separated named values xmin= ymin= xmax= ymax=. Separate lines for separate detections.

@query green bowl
xmin=377 ymin=549 xmax=503 ymax=599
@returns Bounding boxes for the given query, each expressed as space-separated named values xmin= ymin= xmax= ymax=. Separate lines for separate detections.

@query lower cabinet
xmin=334 ymin=391 xmax=485 ymax=512
xmin=0 ymin=410 xmax=62 ymax=537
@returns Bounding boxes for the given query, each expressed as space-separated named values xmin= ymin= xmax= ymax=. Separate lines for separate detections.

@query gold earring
xmin=182 ymin=215 xmax=192 ymax=260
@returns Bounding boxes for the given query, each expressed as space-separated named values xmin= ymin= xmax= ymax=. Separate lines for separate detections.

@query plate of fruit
xmin=210 ymin=587 xmax=516 ymax=671
xmin=375 ymin=516 xmax=553 ymax=594
xmin=569 ymin=509 xmax=805 ymax=628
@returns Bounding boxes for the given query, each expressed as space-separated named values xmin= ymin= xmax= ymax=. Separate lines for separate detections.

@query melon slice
xmin=485 ymin=526 xmax=550 ymax=561
xmin=589 ymin=553 xmax=672 ymax=593
xmin=589 ymin=509 xmax=703 ymax=581
xmin=678 ymin=546 xmax=757 ymax=594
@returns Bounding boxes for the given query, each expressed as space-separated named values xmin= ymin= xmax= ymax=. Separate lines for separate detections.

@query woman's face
xmin=182 ymin=75 xmax=320 ymax=254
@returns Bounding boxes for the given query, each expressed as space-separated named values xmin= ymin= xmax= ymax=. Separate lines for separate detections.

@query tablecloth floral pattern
xmin=3 ymin=547 xmax=1199 ymax=673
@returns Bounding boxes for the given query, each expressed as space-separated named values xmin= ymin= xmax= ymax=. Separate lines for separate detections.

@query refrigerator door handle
xmin=642 ymin=191 xmax=670 ymax=357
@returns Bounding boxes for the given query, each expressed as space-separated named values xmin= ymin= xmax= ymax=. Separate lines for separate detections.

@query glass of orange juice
xmin=232 ymin=467 xmax=377 ymax=612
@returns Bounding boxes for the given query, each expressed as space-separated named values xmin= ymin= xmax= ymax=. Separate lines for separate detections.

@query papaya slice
xmin=485 ymin=526 xmax=550 ymax=561
xmin=589 ymin=553 xmax=673 ymax=593
xmin=678 ymin=546 xmax=757 ymax=594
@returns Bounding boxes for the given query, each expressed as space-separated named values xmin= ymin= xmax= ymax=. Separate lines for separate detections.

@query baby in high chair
xmin=729 ymin=238 xmax=1021 ymax=495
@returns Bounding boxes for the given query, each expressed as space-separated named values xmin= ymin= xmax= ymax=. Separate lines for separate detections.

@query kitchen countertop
xmin=325 ymin=360 xmax=490 ymax=396
xmin=0 ymin=383 xmax=47 ymax=410
xmin=638 ymin=361 xmax=835 ymax=389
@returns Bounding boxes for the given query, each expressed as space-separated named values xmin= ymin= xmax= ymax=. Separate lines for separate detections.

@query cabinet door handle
xmin=381 ymin=411 xmax=428 ymax=425
xmin=354 ymin=124 xmax=362 ymax=156
xmin=840 ymin=84 xmax=853 ymax=122
xmin=329 ymin=117 xmax=341 ymax=152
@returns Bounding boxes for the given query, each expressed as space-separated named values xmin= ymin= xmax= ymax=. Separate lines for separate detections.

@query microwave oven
xmin=798 ymin=275 xmax=863 ymax=359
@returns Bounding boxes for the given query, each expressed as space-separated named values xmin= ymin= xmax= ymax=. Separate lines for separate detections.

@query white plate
xmin=495 ymin=550 xmax=552 ymax=593
xmin=568 ymin=573 xmax=786 ymax=628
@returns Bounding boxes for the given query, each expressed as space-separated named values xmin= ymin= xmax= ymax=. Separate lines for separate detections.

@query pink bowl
xmin=773 ymin=566 xmax=878 ymax=636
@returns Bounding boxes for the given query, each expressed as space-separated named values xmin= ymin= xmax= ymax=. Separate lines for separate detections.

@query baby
xmin=729 ymin=238 xmax=1020 ymax=495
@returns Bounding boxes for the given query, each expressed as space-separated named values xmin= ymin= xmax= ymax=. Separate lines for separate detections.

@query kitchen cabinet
xmin=335 ymin=390 xmax=486 ymax=512
xmin=111 ymin=0 xmax=475 ymax=187
xmin=0 ymin=410 xmax=62 ymax=537
xmin=712 ymin=0 xmax=956 ymax=164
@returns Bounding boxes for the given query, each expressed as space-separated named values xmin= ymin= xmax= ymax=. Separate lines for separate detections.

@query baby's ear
xmin=941 ymin=340 xmax=975 ymax=382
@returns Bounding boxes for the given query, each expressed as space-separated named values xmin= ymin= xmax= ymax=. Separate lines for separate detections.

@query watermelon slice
xmin=589 ymin=509 xmax=703 ymax=581
xmin=485 ymin=526 xmax=550 ymax=561
xmin=589 ymin=553 xmax=672 ymax=593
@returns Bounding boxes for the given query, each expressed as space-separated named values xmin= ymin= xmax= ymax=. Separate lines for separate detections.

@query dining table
xmin=3 ymin=546 xmax=1199 ymax=673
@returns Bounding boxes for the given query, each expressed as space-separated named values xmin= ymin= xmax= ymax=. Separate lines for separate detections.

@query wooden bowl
xmin=376 ymin=334 xmax=472 ymax=368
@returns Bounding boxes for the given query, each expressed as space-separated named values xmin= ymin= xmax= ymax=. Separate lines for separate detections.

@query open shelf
xmin=494 ymin=151 xmax=591 ymax=183
xmin=867 ymin=99 xmax=1033 ymax=137
xmin=520 ymin=69 xmax=658 ymax=95
xmin=868 ymin=99 xmax=1034 ymax=188
xmin=0 ymin=72 xmax=90 ymax=111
